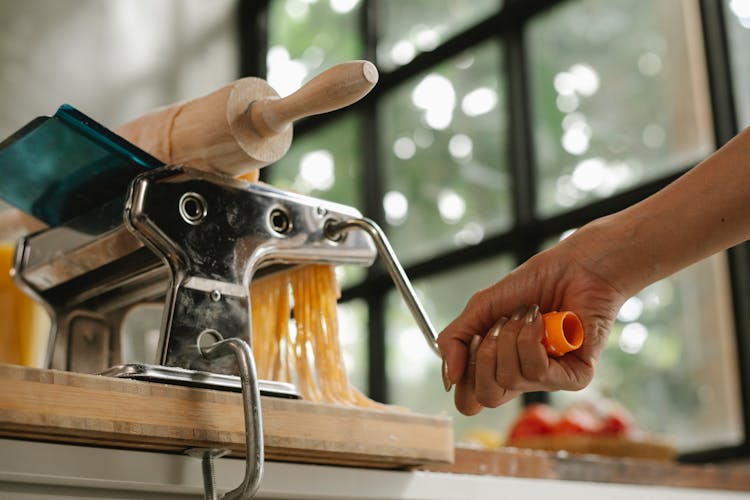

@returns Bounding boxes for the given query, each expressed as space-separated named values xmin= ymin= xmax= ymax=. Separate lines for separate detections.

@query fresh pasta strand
xmin=249 ymin=265 xmax=398 ymax=411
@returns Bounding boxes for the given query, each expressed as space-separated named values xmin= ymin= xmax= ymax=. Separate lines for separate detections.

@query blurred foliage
xmin=529 ymin=0 xmax=713 ymax=216
xmin=377 ymin=0 xmax=502 ymax=71
xmin=268 ymin=0 xmax=362 ymax=80
xmin=380 ymin=41 xmax=510 ymax=264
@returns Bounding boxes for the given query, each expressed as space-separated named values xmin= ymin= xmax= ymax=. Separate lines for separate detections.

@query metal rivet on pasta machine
xmin=269 ymin=207 xmax=292 ymax=235
xmin=197 ymin=329 xmax=224 ymax=349
xmin=179 ymin=192 xmax=208 ymax=225
xmin=323 ymin=219 xmax=347 ymax=243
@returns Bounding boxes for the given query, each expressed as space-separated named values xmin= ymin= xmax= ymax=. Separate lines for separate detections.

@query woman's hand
xmin=438 ymin=230 xmax=627 ymax=415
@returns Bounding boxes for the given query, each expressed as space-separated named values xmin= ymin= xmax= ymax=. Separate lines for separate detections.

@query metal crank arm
xmin=324 ymin=217 xmax=440 ymax=357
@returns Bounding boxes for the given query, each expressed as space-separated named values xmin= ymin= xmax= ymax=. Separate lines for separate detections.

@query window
xmin=528 ymin=0 xmax=714 ymax=216
xmin=725 ymin=0 xmax=750 ymax=127
xmin=379 ymin=40 xmax=510 ymax=264
xmin=259 ymin=0 xmax=750 ymax=459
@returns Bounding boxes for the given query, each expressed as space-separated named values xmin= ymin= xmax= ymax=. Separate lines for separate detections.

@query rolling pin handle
xmin=249 ymin=60 xmax=379 ymax=138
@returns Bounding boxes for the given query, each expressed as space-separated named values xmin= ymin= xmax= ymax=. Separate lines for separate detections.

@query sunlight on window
xmin=414 ymin=26 xmax=441 ymax=51
xmin=619 ymin=322 xmax=649 ymax=354
xmin=461 ymin=87 xmax=498 ymax=116
xmin=454 ymin=221 xmax=485 ymax=246
xmin=412 ymin=74 xmax=455 ymax=130
xmin=617 ymin=296 xmax=645 ymax=322
xmin=330 ymin=0 xmax=360 ymax=14
xmin=448 ymin=134 xmax=473 ymax=159
xmin=554 ymin=71 xmax=576 ymax=95
xmin=336 ymin=299 xmax=367 ymax=391
xmin=299 ymin=150 xmax=335 ymax=190
xmin=383 ymin=190 xmax=409 ymax=226
xmin=394 ymin=326 xmax=434 ymax=383
xmin=569 ymin=63 xmax=600 ymax=96
xmin=267 ymin=46 xmax=307 ymax=97
xmin=571 ymin=157 xmax=607 ymax=191
xmin=561 ymin=121 xmax=590 ymax=155
xmin=638 ymin=52 xmax=663 ymax=76
xmin=556 ymin=94 xmax=579 ymax=113
xmin=642 ymin=123 xmax=666 ymax=149
xmin=530 ymin=0 xmax=713 ymax=216
xmin=390 ymin=39 xmax=417 ymax=65
xmin=393 ymin=136 xmax=417 ymax=159
xmin=437 ymin=189 xmax=466 ymax=224
xmin=302 ymin=45 xmax=325 ymax=70
xmin=284 ymin=0 xmax=309 ymax=20
xmin=730 ymin=0 xmax=750 ymax=27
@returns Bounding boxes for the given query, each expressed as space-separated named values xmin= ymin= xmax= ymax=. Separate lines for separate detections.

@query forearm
xmin=571 ymin=126 xmax=750 ymax=297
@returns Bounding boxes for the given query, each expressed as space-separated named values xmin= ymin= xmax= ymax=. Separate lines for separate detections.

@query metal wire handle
xmin=325 ymin=217 xmax=441 ymax=357
xmin=197 ymin=334 xmax=264 ymax=500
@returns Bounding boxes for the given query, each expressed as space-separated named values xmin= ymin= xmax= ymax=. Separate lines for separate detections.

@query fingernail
xmin=469 ymin=334 xmax=482 ymax=362
xmin=525 ymin=304 xmax=540 ymax=324
xmin=489 ymin=316 xmax=509 ymax=338
xmin=511 ymin=304 xmax=528 ymax=321
xmin=442 ymin=359 xmax=452 ymax=392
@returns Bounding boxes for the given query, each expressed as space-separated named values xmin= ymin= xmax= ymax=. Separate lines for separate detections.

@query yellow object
xmin=250 ymin=264 xmax=391 ymax=409
xmin=0 ymin=244 xmax=47 ymax=366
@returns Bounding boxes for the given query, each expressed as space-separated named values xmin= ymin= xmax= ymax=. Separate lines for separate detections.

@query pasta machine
xmin=3 ymin=104 xmax=440 ymax=500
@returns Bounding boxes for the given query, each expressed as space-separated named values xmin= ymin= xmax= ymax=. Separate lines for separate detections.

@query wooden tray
xmin=0 ymin=363 xmax=453 ymax=468
xmin=507 ymin=434 xmax=675 ymax=461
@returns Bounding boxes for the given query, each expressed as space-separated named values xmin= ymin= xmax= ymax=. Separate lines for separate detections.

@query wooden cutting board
xmin=0 ymin=363 xmax=453 ymax=468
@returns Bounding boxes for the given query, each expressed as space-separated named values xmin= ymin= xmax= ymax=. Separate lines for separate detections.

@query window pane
xmin=377 ymin=0 xmax=502 ymax=71
xmin=386 ymin=254 xmax=519 ymax=442
xmin=267 ymin=114 xmax=362 ymax=208
xmin=725 ymin=0 xmax=750 ymax=127
xmin=338 ymin=299 xmax=368 ymax=393
xmin=268 ymin=0 xmax=362 ymax=97
xmin=528 ymin=0 xmax=714 ymax=216
xmin=551 ymin=252 xmax=743 ymax=453
xmin=266 ymin=115 xmax=365 ymax=287
xmin=380 ymin=41 xmax=510 ymax=265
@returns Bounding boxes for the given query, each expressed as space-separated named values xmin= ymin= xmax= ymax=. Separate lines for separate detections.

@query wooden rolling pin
xmin=116 ymin=60 xmax=378 ymax=181
xmin=0 ymin=60 xmax=379 ymax=240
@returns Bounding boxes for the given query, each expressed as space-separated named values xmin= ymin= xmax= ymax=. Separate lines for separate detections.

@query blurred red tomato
xmin=599 ymin=408 xmax=633 ymax=436
xmin=507 ymin=404 xmax=560 ymax=441
xmin=553 ymin=406 xmax=602 ymax=435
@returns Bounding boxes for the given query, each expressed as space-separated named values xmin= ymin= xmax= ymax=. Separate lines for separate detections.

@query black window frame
xmin=240 ymin=0 xmax=750 ymax=462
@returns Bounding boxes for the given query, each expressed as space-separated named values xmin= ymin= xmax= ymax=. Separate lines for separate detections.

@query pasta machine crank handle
xmin=325 ymin=218 xmax=441 ymax=357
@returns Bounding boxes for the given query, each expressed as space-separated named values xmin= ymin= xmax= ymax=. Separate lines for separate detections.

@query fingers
xmin=495 ymin=305 xmax=528 ymax=390
xmin=516 ymin=304 xmax=549 ymax=382
xmin=444 ymin=302 xmax=596 ymax=413
xmin=438 ymin=287 xmax=501 ymax=385
xmin=474 ymin=317 xmax=513 ymax=407
xmin=454 ymin=334 xmax=482 ymax=415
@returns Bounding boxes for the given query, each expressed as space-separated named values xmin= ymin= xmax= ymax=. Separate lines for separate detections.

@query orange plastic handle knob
xmin=542 ymin=311 xmax=584 ymax=356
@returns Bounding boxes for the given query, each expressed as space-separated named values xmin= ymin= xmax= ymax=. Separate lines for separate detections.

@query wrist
xmin=565 ymin=212 xmax=654 ymax=298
